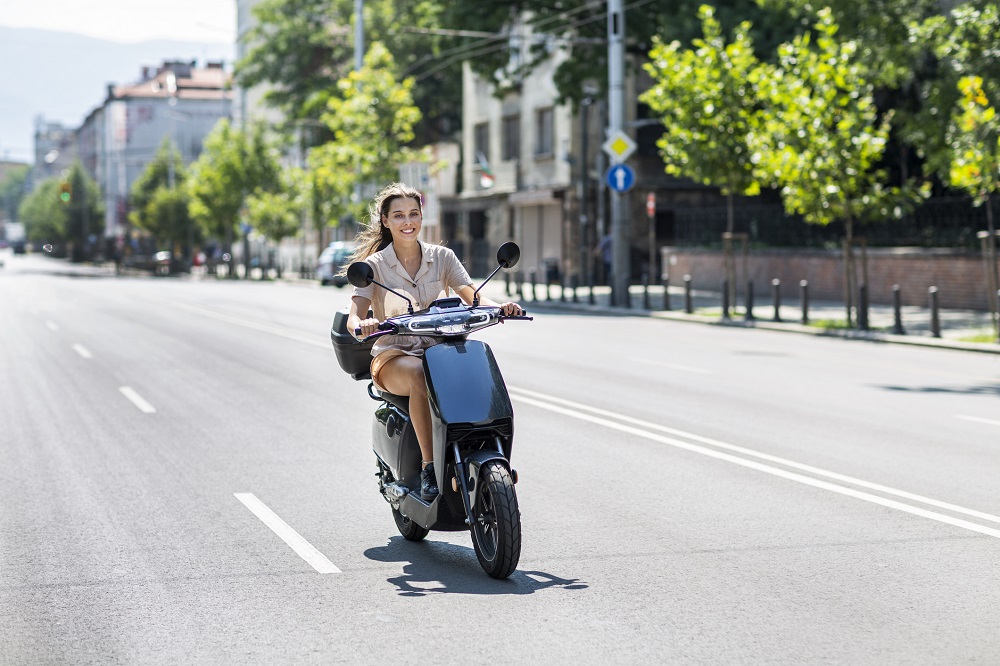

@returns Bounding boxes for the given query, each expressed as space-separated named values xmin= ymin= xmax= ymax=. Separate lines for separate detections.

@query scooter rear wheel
xmin=393 ymin=508 xmax=429 ymax=541
xmin=471 ymin=461 xmax=521 ymax=579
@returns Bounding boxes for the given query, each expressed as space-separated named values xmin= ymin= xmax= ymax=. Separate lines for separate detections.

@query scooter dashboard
xmin=401 ymin=308 xmax=495 ymax=335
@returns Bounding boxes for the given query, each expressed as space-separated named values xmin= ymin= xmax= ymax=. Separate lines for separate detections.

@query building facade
xmin=74 ymin=60 xmax=232 ymax=241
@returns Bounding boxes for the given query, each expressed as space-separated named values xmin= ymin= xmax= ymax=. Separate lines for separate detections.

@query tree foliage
xmin=187 ymin=120 xmax=283 ymax=244
xmin=129 ymin=140 xmax=193 ymax=247
xmin=0 ymin=164 xmax=30 ymax=222
xmin=443 ymin=0 xmax=795 ymax=107
xmin=18 ymin=163 xmax=103 ymax=257
xmin=235 ymin=0 xmax=461 ymax=144
xmin=641 ymin=5 xmax=764 ymax=233
xmin=750 ymin=9 xmax=925 ymax=229
xmin=309 ymin=42 xmax=424 ymax=226
xmin=246 ymin=167 xmax=306 ymax=243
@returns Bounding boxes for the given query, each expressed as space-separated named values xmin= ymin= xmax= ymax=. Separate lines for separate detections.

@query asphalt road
xmin=2 ymin=251 xmax=1000 ymax=664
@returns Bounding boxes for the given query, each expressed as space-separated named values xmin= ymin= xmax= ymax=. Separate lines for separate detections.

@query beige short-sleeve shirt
xmin=353 ymin=241 xmax=473 ymax=357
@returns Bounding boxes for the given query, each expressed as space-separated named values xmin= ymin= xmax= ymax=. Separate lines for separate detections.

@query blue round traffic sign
xmin=606 ymin=164 xmax=635 ymax=193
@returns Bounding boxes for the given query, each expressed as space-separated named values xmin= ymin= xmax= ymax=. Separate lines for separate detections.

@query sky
xmin=0 ymin=0 xmax=237 ymax=44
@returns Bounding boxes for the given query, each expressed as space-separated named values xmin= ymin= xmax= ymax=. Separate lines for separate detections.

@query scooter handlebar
xmin=353 ymin=321 xmax=398 ymax=340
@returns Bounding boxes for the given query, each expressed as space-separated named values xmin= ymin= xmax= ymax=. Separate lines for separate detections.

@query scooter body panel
xmin=372 ymin=402 xmax=420 ymax=481
xmin=424 ymin=340 xmax=513 ymax=427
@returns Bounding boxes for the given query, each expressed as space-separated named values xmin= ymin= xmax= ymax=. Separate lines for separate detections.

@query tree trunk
xmin=844 ymin=215 xmax=855 ymax=327
xmin=987 ymin=194 xmax=999 ymax=338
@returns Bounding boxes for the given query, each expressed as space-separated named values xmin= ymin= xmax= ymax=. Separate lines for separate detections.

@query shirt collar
xmin=384 ymin=241 xmax=434 ymax=282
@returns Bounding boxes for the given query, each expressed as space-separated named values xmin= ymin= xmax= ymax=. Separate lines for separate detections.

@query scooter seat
xmin=379 ymin=391 xmax=410 ymax=414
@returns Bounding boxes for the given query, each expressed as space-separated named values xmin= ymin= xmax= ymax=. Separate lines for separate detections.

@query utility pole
xmin=608 ymin=0 xmax=629 ymax=306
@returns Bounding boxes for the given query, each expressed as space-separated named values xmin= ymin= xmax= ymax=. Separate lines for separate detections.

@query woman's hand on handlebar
xmin=355 ymin=317 xmax=382 ymax=340
xmin=497 ymin=302 xmax=524 ymax=317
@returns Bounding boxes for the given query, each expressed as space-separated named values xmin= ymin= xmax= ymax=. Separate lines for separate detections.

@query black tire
xmin=392 ymin=508 xmax=429 ymax=541
xmin=471 ymin=461 xmax=521 ymax=578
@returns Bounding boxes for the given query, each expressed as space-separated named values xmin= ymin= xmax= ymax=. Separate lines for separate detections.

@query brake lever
xmin=353 ymin=322 xmax=398 ymax=342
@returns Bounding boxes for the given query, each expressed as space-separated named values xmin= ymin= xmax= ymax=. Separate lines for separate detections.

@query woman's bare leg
xmin=377 ymin=355 xmax=433 ymax=466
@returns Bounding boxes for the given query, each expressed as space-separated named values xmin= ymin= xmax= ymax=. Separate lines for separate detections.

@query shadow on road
xmin=876 ymin=383 xmax=1000 ymax=396
xmin=364 ymin=537 xmax=588 ymax=597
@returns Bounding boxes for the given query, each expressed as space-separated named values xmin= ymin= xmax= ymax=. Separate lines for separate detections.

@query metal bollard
xmin=858 ymin=284 xmax=869 ymax=331
xmin=588 ymin=270 xmax=596 ymax=306
xmin=528 ymin=271 xmax=536 ymax=301
xmin=929 ymin=286 xmax=941 ymax=338
xmin=544 ymin=277 xmax=550 ymax=301
xmin=684 ymin=274 xmax=693 ymax=314
xmin=800 ymin=280 xmax=809 ymax=325
xmin=571 ymin=274 xmax=579 ymax=303
xmin=722 ymin=278 xmax=731 ymax=320
xmin=745 ymin=280 xmax=755 ymax=321
xmin=505 ymin=271 xmax=511 ymax=298
xmin=643 ymin=272 xmax=651 ymax=310
xmin=892 ymin=284 xmax=905 ymax=335
xmin=772 ymin=278 xmax=782 ymax=322
xmin=662 ymin=274 xmax=671 ymax=311
xmin=559 ymin=276 xmax=566 ymax=302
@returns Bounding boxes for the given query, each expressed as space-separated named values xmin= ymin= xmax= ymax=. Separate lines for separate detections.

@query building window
xmin=474 ymin=122 xmax=489 ymax=164
xmin=535 ymin=107 xmax=553 ymax=157
xmin=502 ymin=114 xmax=520 ymax=160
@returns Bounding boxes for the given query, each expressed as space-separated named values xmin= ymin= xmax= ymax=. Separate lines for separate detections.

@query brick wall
xmin=661 ymin=247 xmax=996 ymax=310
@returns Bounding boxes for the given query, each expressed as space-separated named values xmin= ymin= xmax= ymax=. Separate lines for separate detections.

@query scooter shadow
xmin=364 ymin=536 xmax=589 ymax=597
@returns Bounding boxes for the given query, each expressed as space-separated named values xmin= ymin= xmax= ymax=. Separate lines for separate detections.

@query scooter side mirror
xmin=496 ymin=242 xmax=520 ymax=269
xmin=347 ymin=261 xmax=374 ymax=288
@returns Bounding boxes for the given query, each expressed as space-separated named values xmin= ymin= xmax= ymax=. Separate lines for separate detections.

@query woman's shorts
xmin=370 ymin=350 xmax=407 ymax=391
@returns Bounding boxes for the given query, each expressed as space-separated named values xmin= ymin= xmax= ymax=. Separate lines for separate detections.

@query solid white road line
xmin=508 ymin=386 xmax=1000 ymax=540
xmin=957 ymin=414 xmax=1000 ymax=428
xmin=119 ymin=386 xmax=157 ymax=414
xmin=46 ymin=320 xmax=58 ymax=331
xmin=234 ymin=493 xmax=341 ymax=574
xmin=72 ymin=343 xmax=92 ymax=359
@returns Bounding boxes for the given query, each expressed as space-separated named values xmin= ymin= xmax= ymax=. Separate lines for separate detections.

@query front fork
xmin=451 ymin=437 xmax=510 ymax=526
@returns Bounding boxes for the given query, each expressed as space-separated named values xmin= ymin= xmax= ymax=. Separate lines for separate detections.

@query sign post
xmin=646 ymin=192 xmax=656 ymax=285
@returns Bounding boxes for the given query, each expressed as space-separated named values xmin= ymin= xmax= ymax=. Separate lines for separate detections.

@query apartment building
xmin=75 ymin=60 xmax=232 ymax=240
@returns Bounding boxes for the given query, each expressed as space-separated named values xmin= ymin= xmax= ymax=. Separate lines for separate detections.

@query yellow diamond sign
xmin=602 ymin=130 xmax=637 ymax=163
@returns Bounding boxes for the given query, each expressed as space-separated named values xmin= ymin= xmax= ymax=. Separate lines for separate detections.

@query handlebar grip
xmin=354 ymin=321 xmax=397 ymax=338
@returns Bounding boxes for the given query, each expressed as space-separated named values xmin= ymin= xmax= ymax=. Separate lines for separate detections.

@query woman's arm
xmin=347 ymin=295 xmax=380 ymax=340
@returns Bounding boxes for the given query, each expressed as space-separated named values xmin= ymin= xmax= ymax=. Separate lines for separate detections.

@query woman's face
xmin=382 ymin=196 xmax=422 ymax=244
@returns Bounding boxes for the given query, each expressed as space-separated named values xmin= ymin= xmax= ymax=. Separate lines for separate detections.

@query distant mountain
xmin=0 ymin=26 xmax=233 ymax=163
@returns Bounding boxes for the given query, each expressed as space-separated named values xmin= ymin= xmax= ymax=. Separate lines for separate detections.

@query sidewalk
xmin=476 ymin=278 xmax=1000 ymax=355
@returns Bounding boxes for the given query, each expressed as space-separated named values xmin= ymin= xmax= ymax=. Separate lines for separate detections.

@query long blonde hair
xmin=344 ymin=182 xmax=423 ymax=268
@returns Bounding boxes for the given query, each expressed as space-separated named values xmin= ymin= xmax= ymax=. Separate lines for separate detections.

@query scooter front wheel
xmin=470 ymin=461 xmax=521 ymax=579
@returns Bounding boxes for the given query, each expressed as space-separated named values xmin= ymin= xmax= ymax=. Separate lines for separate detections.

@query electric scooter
xmin=330 ymin=242 xmax=531 ymax=578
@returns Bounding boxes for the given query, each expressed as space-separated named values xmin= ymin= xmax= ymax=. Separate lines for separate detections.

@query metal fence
xmin=673 ymin=197 xmax=997 ymax=249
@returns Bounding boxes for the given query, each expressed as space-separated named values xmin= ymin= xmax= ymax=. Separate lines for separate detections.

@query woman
xmin=345 ymin=182 xmax=523 ymax=501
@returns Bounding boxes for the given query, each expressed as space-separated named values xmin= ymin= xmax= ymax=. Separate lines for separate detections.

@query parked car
xmin=317 ymin=241 xmax=356 ymax=287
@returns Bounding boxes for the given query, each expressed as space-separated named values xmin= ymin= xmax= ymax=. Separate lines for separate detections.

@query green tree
xmin=188 ymin=119 xmax=283 ymax=276
xmin=17 ymin=165 xmax=103 ymax=259
xmin=441 ymin=0 xmax=795 ymax=108
xmin=235 ymin=0 xmax=354 ymax=124
xmin=64 ymin=162 xmax=105 ymax=261
xmin=245 ymin=166 xmax=307 ymax=277
xmin=909 ymin=4 xmax=1000 ymax=176
xmin=0 ymin=164 xmax=30 ymax=223
xmin=129 ymin=140 xmax=195 ymax=254
xmin=18 ymin=178 xmax=67 ymax=250
xmin=750 ymin=8 xmax=927 ymax=325
xmin=309 ymin=42 xmax=424 ymax=228
xmin=235 ymin=0 xmax=460 ymax=145
xmin=641 ymin=5 xmax=766 ymax=308
xmin=949 ymin=75 xmax=1000 ymax=333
